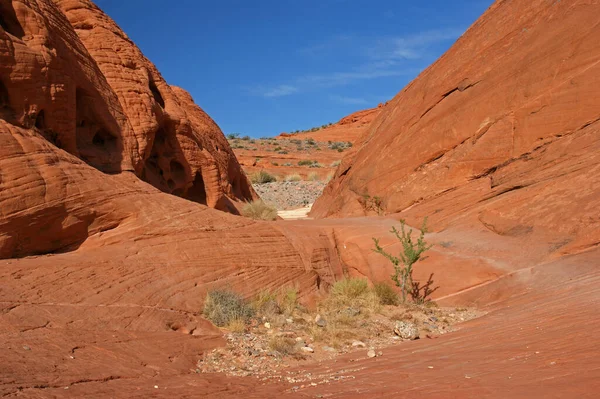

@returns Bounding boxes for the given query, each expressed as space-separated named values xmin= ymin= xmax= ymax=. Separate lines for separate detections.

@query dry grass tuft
xmin=226 ymin=317 xmax=247 ymax=333
xmin=250 ymin=170 xmax=277 ymax=184
xmin=241 ymin=200 xmax=278 ymax=221
xmin=268 ymin=336 xmax=297 ymax=356
xmin=325 ymin=278 xmax=379 ymax=313
xmin=284 ymin=174 xmax=302 ymax=182
xmin=374 ymin=282 xmax=400 ymax=306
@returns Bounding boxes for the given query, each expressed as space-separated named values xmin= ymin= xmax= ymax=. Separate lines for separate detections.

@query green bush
xmin=241 ymin=200 xmax=278 ymax=221
xmin=373 ymin=218 xmax=433 ymax=303
xmin=373 ymin=282 xmax=400 ymax=306
xmin=250 ymin=170 xmax=277 ymax=184
xmin=203 ymin=289 xmax=255 ymax=327
xmin=298 ymin=160 xmax=317 ymax=166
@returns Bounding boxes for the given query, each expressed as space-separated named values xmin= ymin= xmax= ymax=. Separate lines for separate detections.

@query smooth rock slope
xmin=312 ymin=0 xmax=600 ymax=262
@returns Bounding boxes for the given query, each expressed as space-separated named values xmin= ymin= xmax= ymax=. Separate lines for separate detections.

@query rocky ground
xmin=253 ymin=181 xmax=327 ymax=210
xmin=196 ymin=304 xmax=482 ymax=394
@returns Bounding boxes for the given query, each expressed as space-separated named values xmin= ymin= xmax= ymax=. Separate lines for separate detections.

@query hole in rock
xmin=75 ymin=88 xmax=121 ymax=172
xmin=92 ymin=129 xmax=117 ymax=149
xmin=0 ymin=79 xmax=9 ymax=107
xmin=35 ymin=110 xmax=46 ymax=129
xmin=170 ymin=159 xmax=186 ymax=183
xmin=0 ymin=78 xmax=15 ymax=121
xmin=149 ymin=79 xmax=165 ymax=108
xmin=0 ymin=3 xmax=25 ymax=39
xmin=188 ymin=171 xmax=207 ymax=205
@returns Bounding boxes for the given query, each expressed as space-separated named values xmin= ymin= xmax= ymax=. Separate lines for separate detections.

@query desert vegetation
xmin=250 ymin=170 xmax=277 ymax=184
xmin=199 ymin=277 xmax=479 ymax=377
xmin=373 ymin=218 xmax=435 ymax=303
xmin=241 ymin=200 xmax=278 ymax=221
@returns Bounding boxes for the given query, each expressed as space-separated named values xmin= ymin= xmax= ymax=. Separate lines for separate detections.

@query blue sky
xmin=95 ymin=0 xmax=493 ymax=137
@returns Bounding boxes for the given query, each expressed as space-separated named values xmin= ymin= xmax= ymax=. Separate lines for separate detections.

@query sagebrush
xmin=203 ymin=289 xmax=255 ymax=327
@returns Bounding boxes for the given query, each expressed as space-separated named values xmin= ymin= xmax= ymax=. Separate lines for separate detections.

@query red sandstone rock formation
xmin=276 ymin=105 xmax=382 ymax=143
xmin=2 ymin=0 xmax=600 ymax=397
xmin=0 ymin=0 xmax=255 ymax=212
xmin=312 ymin=0 xmax=600 ymax=259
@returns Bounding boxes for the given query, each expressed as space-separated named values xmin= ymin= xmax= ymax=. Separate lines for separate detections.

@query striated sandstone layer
xmin=2 ymin=0 xmax=600 ymax=397
xmin=0 ymin=0 xmax=255 ymax=212
xmin=0 ymin=102 xmax=344 ymax=395
xmin=312 ymin=0 xmax=600 ymax=261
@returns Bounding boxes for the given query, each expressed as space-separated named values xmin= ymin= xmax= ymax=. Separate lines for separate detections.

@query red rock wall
xmin=312 ymin=0 xmax=600 ymax=255
xmin=0 ymin=0 xmax=255 ymax=213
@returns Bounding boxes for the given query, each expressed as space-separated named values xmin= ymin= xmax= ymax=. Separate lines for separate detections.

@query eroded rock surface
xmin=312 ymin=0 xmax=600 ymax=262
xmin=2 ymin=0 xmax=600 ymax=397
xmin=0 ymin=0 xmax=254 ymax=212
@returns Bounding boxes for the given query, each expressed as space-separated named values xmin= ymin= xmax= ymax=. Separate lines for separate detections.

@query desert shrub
xmin=329 ymin=141 xmax=352 ymax=152
xmin=309 ymin=162 xmax=322 ymax=168
xmin=241 ymin=135 xmax=251 ymax=141
xmin=203 ymin=289 xmax=255 ymax=327
xmin=253 ymin=289 xmax=281 ymax=318
xmin=325 ymin=277 xmax=378 ymax=312
xmin=278 ymin=150 xmax=289 ymax=154
xmin=272 ymin=162 xmax=279 ymax=166
xmin=305 ymin=138 xmax=316 ymax=145
xmin=330 ymin=160 xmax=341 ymax=167
xmin=274 ymin=146 xmax=282 ymax=151
xmin=374 ymin=282 xmax=400 ymax=306
xmin=307 ymin=172 xmax=319 ymax=181
xmin=361 ymin=194 xmax=384 ymax=215
xmin=410 ymin=273 xmax=439 ymax=305
xmin=250 ymin=170 xmax=277 ymax=184
xmin=373 ymin=218 xmax=433 ymax=303
xmin=226 ymin=318 xmax=247 ymax=333
xmin=241 ymin=200 xmax=278 ymax=221
xmin=269 ymin=336 xmax=297 ymax=356
xmin=284 ymin=174 xmax=301 ymax=182
xmin=298 ymin=160 xmax=316 ymax=166
xmin=226 ymin=133 xmax=240 ymax=139
xmin=283 ymin=162 xmax=292 ymax=166
xmin=281 ymin=287 xmax=298 ymax=315
xmin=253 ymin=286 xmax=298 ymax=317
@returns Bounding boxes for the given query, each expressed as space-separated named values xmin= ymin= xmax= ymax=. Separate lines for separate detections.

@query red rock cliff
xmin=312 ymin=0 xmax=600 ymax=256
xmin=0 ymin=0 xmax=255 ymax=214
